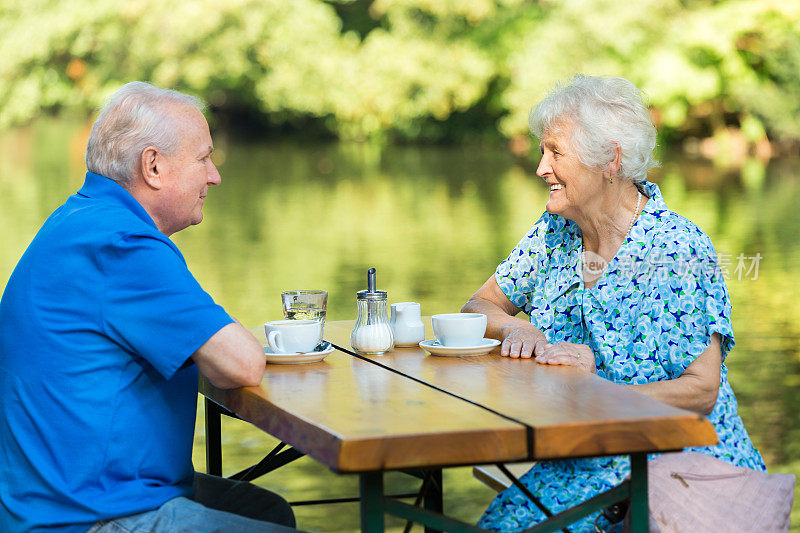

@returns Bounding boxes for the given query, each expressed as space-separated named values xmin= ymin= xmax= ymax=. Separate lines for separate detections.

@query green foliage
xmin=1 ymin=0 xmax=799 ymax=143
xmin=499 ymin=0 xmax=800 ymax=141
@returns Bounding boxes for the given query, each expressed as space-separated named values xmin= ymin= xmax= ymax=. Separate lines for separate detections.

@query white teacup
xmin=264 ymin=320 xmax=322 ymax=354
xmin=431 ymin=313 xmax=487 ymax=347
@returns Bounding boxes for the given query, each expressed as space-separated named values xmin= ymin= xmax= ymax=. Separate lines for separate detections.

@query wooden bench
xmin=473 ymin=463 xmax=535 ymax=492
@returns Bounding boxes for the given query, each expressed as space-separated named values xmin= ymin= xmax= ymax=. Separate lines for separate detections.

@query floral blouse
xmin=494 ymin=180 xmax=764 ymax=469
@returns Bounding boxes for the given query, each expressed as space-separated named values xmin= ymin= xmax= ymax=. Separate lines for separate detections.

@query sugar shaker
xmin=351 ymin=267 xmax=394 ymax=355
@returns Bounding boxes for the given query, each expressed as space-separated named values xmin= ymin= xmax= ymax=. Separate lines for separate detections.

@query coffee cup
xmin=431 ymin=313 xmax=487 ymax=347
xmin=264 ymin=320 xmax=322 ymax=354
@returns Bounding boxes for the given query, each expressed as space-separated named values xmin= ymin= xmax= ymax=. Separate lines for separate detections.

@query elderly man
xmin=0 ymin=83 xmax=296 ymax=532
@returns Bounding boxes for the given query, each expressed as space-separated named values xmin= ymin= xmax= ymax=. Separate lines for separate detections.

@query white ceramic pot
xmin=390 ymin=302 xmax=426 ymax=347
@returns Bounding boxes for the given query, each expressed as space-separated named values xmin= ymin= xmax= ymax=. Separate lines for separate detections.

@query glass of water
xmin=281 ymin=290 xmax=328 ymax=328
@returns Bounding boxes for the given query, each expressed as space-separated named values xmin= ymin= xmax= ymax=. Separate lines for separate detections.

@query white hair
xmin=529 ymin=74 xmax=658 ymax=183
xmin=85 ymin=81 xmax=205 ymax=187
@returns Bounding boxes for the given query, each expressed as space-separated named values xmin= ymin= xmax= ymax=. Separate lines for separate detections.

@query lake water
xmin=2 ymin=119 xmax=799 ymax=531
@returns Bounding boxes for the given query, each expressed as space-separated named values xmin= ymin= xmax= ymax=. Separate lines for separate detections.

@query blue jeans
xmin=87 ymin=473 xmax=297 ymax=532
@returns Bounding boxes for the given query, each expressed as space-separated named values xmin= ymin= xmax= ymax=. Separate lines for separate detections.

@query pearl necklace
xmin=627 ymin=191 xmax=642 ymax=234
xmin=582 ymin=190 xmax=643 ymax=277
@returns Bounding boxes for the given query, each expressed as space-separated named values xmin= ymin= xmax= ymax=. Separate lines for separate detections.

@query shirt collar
xmin=544 ymin=217 xmax=583 ymax=301
xmin=77 ymin=172 xmax=159 ymax=230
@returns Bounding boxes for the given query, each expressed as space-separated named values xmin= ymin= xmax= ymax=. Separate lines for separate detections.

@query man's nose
xmin=208 ymin=162 xmax=222 ymax=185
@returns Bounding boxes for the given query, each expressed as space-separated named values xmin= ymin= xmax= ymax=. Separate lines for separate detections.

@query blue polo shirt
xmin=0 ymin=172 xmax=233 ymax=532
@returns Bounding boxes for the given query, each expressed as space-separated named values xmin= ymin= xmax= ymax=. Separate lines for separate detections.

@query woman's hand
xmin=462 ymin=276 xmax=549 ymax=359
xmin=534 ymin=342 xmax=596 ymax=373
xmin=499 ymin=324 xmax=549 ymax=359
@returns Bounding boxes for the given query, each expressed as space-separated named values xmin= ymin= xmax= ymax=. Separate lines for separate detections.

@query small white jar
xmin=390 ymin=302 xmax=425 ymax=347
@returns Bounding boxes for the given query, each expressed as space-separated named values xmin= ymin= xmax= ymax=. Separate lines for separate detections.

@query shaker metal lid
xmin=357 ymin=290 xmax=387 ymax=300
xmin=358 ymin=267 xmax=386 ymax=300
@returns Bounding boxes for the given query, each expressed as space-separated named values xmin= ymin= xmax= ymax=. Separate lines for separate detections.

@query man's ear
xmin=604 ymin=143 xmax=622 ymax=180
xmin=140 ymin=147 xmax=163 ymax=189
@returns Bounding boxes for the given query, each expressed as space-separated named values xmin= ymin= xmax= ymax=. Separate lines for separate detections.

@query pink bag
xmin=646 ymin=451 xmax=795 ymax=532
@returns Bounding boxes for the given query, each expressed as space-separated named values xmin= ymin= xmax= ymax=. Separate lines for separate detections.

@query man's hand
xmin=534 ymin=342 xmax=596 ymax=373
xmin=499 ymin=324 xmax=549 ymax=359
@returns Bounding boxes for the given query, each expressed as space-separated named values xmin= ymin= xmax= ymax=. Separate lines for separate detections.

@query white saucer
xmin=419 ymin=338 xmax=501 ymax=357
xmin=264 ymin=343 xmax=335 ymax=364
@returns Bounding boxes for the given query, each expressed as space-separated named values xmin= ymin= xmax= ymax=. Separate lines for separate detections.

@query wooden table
xmin=201 ymin=319 xmax=717 ymax=532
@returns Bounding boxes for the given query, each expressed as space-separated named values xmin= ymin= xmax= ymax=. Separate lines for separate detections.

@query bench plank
xmin=473 ymin=463 xmax=536 ymax=492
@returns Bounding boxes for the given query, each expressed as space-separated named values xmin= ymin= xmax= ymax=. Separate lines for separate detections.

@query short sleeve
xmin=656 ymin=232 xmax=735 ymax=378
xmin=99 ymin=232 xmax=233 ymax=379
xmin=694 ymin=239 xmax=735 ymax=359
xmin=494 ymin=214 xmax=549 ymax=315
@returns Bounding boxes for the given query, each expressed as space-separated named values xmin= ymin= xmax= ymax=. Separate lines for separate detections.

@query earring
xmin=609 ymin=176 xmax=613 ymax=184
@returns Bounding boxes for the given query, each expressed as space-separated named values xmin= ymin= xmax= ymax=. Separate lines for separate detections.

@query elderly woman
xmin=463 ymin=75 xmax=764 ymax=532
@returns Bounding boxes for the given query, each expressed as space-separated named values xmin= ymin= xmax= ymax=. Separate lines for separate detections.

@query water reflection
xmin=1 ymin=120 xmax=799 ymax=476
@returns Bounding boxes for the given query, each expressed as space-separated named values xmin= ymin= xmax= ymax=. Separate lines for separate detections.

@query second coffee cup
xmin=264 ymin=320 xmax=321 ymax=354
xmin=431 ymin=313 xmax=487 ymax=347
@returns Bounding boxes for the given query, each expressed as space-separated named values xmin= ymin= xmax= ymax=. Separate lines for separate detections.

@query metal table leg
xmin=360 ymin=472 xmax=385 ymax=533
xmin=423 ymin=469 xmax=443 ymax=533
xmin=204 ymin=398 xmax=223 ymax=476
xmin=628 ymin=453 xmax=648 ymax=533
